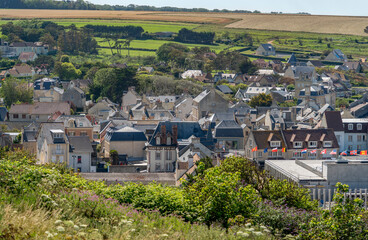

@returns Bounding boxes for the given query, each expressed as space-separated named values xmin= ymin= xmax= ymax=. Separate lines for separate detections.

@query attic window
xmin=357 ymin=124 xmax=362 ymax=130
xmin=156 ymin=136 xmax=161 ymax=145
xmin=308 ymin=141 xmax=317 ymax=148
xmin=348 ymin=124 xmax=353 ymax=130
xmin=270 ymin=141 xmax=281 ymax=147
xmin=293 ymin=141 xmax=302 ymax=148
xmin=323 ymin=141 xmax=332 ymax=148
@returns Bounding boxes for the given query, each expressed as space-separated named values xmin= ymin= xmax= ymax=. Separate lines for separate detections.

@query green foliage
xmin=109 ymin=150 xmax=119 ymax=165
xmin=287 ymin=84 xmax=295 ymax=91
xmin=237 ymin=58 xmax=258 ymax=74
xmin=278 ymin=98 xmax=298 ymax=107
xmin=299 ymin=183 xmax=368 ymax=239
xmin=336 ymin=97 xmax=350 ymax=108
xmin=185 ymin=167 xmax=260 ymax=228
xmin=1 ymin=77 xmax=33 ymax=107
xmin=249 ymin=93 xmax=273 ymax=108
xmin=60 ymin=55 xmax=70 ymax=63
xmin=54 ymin=62 xmax=81 ymax=80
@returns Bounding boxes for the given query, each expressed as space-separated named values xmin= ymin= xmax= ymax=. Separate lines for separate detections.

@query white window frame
xmin=155 ymin=151 xmax=161 ymax=160
xmin=348 ymin=124 xmax=353 ymax=130
xmin=357 ymin=124 xmax=362 ymax=130
xmin=258 ymin=151 xmax=263 ymax=157
xmin=308 ymin=141 xmax=317 ymax=148
xmin=270 ymin=141 xmax=281 ymax=147
xmin=293 ymin=151 xmax=302 ymax=158
xmin=293 ymin=142 xmax=303 ymax=148
xmin=323 ymin=141 xmax=332 ymax=148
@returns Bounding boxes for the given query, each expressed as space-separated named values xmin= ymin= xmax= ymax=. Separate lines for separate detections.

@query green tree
xmin=110 ymin=150 xmax=119 ymax=165
xmin=237 ymin=59 xmax=258 ymax=74
xmin=1 ymin=78 xmax=33 ymax=107
xmin=54 ymin=62 xmax=81 ymax=80
xmin=249 ymin=93 xmax=272 ymax=108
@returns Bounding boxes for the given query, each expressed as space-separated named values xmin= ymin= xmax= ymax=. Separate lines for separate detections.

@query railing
xmin=309 ymin=187 xmax=368 ymax=209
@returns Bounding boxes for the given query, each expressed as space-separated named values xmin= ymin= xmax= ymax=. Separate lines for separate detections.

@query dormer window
xmin=293 ymin=141 xmax=303 ymax=148
xmin=357 ymin=124 xmax=362 ymax=130
xmin=270 ymin=141 xmax=281 ymax=147
xmin=308 ymin=141 xmax=317 ymax=148
xmin=323 ymin=141 xmax=332 ymax=148
xmin=167 ymin=137 xmax=171 ymax=145
xmin=156 ymin=136 xmax=161 ymax=145
xmin=348 ymin=124 xmax=353 ymax=130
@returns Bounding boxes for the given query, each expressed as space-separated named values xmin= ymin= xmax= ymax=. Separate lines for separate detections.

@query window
xmin=293 ymin=142 xmax=303 ymax=148
xmin=56 ymin=144 xmax=61 ymax=150
xmin=258 ymin=152 xmax=263 ymax=157
xmin=13 ymin=114 xmax=19 ymax=119
xmin=22 ymin=114 xmax=26 ymax=119
xmin=348 ymin=124 xmax=353 ymax=130
xmin=364 ymin=135 xmax=367 ymax=141
xmin=308 ymin=152 xmax=317 ymax=158
xmin=348 ymin=135 xmax=353 ymax=142
xmin=270 ymin=141 xmax=281 ymax=147
xmin=77 ymin=156 xmax=82 ymax=164
xmin=348 ymin=145 xmax=353 ymax=150
xmin=358 ymin=135 xmax=362 ymax=142
xmin=155 ymin=151 xmax=161 ymax=160
xmin=156 ymin=137 xmax=161 ymax=145
xmin=323 ymin=141 xmax=332 ymax=147
xmin=357 ymin=145 xmax=361 ymax=150
xmin=166 ymin=162 xmax=172 ymax=171
xmin=293 ymin=152 xmax=302 ymax=158
xmin=308 ymin=141 xmax=317 ymax=148
xmin=80 ymin=131 xmax=87 ymax=136
xmin=69 ymin=131 xmax=75 ymax=136
xmin=167 ymin=151 xmax=172 ymax=160
xmin=167 ymin=137 xmax=171 ymax=145
xmin=155 ymin=163 xmax=161 ymax=171
xmin=357 ymin=124 xmax=362 ymax=130
xmin=77 ymin=167 xmax=81 ymax=172
xmin=278 ymin=151 xmax=282 ymax=157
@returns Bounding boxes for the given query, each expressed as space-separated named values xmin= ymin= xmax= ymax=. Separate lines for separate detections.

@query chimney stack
xmin=161 ymin=125 xmax=167 ymax=145
xmin=172 ymin=125 xmax=178 ymax=145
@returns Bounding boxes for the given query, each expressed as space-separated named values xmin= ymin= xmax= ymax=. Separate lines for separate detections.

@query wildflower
xmin=78 ymin=232 xmax=86 ymax=237
xmin=245 ymin=228 xmax=255 ymax=232
xmin=130 ymin=229 xmax=136 ymax=232
xmin=64 ymin=220 xmax=74 ymax=227
xmin=237 ymin=231 xmax=249 ymax=237
xmin=253 ymin=231 xmax=263 ymax=236
xmin=45 ymin=231 xmax=53 ymax=238
xmin=159 ymin=234 xmax=169 ymax=237
xmin=80 ymin=224 xmax=88 ymax=228
xmin=244 ymin=223 xmax=252 ymax=227
xmin=143 ymin=225 xmax=148 ymax=228
xmin=74 ymin=225 xmax=80 ymax=231
xmin=56 ymin=226 xmax=65 ymax=232
xmin=55 ymin=220 xmax=63 ymax=225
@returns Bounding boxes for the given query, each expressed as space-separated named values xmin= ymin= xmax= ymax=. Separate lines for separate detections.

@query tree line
xmin=0 ymin=0 xmax=257 ymax=13
xmin=175 ymin=28 xmax=215 ymax=45
xmin=83 ymin=25 xmax=145 ymax=39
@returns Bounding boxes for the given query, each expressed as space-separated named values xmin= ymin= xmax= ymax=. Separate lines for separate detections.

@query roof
xmin=260 ymin=43 xmax=275 ymax=51
xmin=9 ymin=102 xmax=70 ymax=115
xmin=216 ymin=85 xmax=233 ymax=94
xmin=282 ymin=128 xmax=338 ymax=149
xmin=288 ymin=53 xmax=297 ymax=65
xmin=105 ymin=126 xmax=147 ymax=142
xmin=55 ymin=115 xmax=92 ymax=128
xmin=193 ymin=90 xmax=210 ymax=103
xmin=11 ymin=42 xmax=37 ymax=47
xmin=214 ymin=120 xmax=243 ymax=138
xmin=0 ymin=107 xmax=7 ymax=121
xmin=23 ymin=131 xmax=37 ymax=142
xmin=37 ymin=122 xmax=68 ymax=145
xmin=308 ymin=60 xmax=325 ymax=68
xmin=69 ymin=136 xmax=93 ymax=153
xmin=251 ymin=130 xmax=285 ymax=149
xmin=324 ymin=111 xmax=344 ymax=131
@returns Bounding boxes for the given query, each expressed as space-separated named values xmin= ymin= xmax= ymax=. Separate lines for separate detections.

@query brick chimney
xmin=161 ymin=125 xmax=167 ymax=145
xmin=172 ymin=125 xmax=178 ymax=145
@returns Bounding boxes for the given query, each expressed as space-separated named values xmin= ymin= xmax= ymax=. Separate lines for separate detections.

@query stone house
xmin=18 ymin=52 xmax=38 ymax=63
xmin=325 ymin=49 xmax=347 ymax=62
xmin=121 ymin=87 xmax=140 ymax=112
xmin=214 ymin=120 xmax=244 ymax=152
xmin=54 ymin=115 xmax=93 ymax=141
xmin=191 ymin=89 xmax=229 ymax=121
xmin=256 ymin=44 xmax=276 ymax=56
xmin=62 ymin=86 xmax=86 ymax=111
xmin=33 ymin=78 xmax=63 ymax=103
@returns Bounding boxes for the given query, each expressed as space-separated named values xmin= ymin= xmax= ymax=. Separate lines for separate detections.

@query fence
xmin=309 ymin=187 xmax=368 ymax=209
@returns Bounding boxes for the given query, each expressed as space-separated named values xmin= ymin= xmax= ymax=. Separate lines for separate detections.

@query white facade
xmin=147 ymin=147 xmax=177 ymax=172
xmin=69 ymin=152 xmax=92 ymax=173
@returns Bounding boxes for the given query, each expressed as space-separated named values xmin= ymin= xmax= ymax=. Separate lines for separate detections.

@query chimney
xmin=172 ymin=125 xmax=178 ymax=145
xmin=161 ymin=125 xmax=167 ymax=145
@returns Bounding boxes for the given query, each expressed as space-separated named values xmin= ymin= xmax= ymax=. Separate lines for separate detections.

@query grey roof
xmin=23 ymin=131 xmax=37 ymax=142
xmin=295 ymin=66 xmax=315 ymax=75
xmin=105 ymin=126 xmax=147 ymax=142
xmin=214 ymin=120 xmax=243 ymax=138
xmin=69 ymin=136 xmax=93 ymax=153
xmin=0 ymin=107 xmax=7 ymax=121
xmin=288 ymin=53 xmax=297 ymax=65
xmin=55 ymin=115 xmax=92 ymax=128
xmin=38 ymin=122 xmax=68 ymax=145
xmin=193 ymin=90 xmax=210 ymax=103
xmin=260 ymin=44 xmax=275 ymax=51
xmin=216 ymin=85 xmax=233 ymax=94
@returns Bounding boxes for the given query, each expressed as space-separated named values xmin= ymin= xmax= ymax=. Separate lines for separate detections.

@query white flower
xmin=237 ymin=231 xmax=249 ymax=237
xmin=143 ymin=225 xmax=148 ymax=228
xmin=74 ymin=225 xmax=80 ymax=231
xmin=55 ymin=220 xmax=63 ymax=225
xmin=245 ymin=228 xmax=255 ymax=232
xmin=245 ymin=223 xmax=252 ymax=227
xmin=56 ymin=226 xmax=65 ymax=232
xmin=130 ymin=229 xmax=136 ymax=232
xmin=253 ymin=231 xmax=263 ymax=236
xmin=80 ymin=224 xmax=88 ymax=228
xmin=159 ymin=234 xmax=168 ymax=237
xmin=64 ymin=220 xmax=74 ymax=227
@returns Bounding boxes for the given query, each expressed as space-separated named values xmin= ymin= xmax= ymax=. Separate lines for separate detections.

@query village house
xmin=325 ymin=49 xmax=347 ymax=62
xmin=36 ymin=122 xmax=69 ymax=165
xmin=190 ymin=89 xmax=229 ymax=121
xmin=214 ymin=120 xmax=244 ymax=153
xmin=62 ymin=86 xmax=86 ymax=111
xmin=18 ymin=52 xmax=38 ymax=63
xmin=3 ymin=64 xmax=35 ymax=78
xmin=103 ymin=126 xmax=147 ymax=163
xmin=121 ymin=86 xmax=140 ymax=112
xmin=87 ymin=98 xmax=119 ymax=121
xmin=33 ymin=78 xmax=63 ymax=102
xmin=246 ymin=74 xmax=278 ymax=87
xmin=68 ymin=136 xmax=94 ymax=173
xmin=146 ymin=121 xmax=215 ymax=172
xmin=9 ymin=102 xmax=70 ymax=122
xmin=54 ymin=115 xmax=94 ymax=141
xmin=181 ymin=70 xmax=203 ymax=79
xmin=256 ymin=44 xmax=276 ymax=56
xmin=21 ymin=122 xmax=38 ymax=155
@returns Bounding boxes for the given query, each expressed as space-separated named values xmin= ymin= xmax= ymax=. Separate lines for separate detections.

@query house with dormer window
xmin=146 ymin=121 xmax=215 ymax=172
xmin=36 ymin=122 xmax=69 ymax=165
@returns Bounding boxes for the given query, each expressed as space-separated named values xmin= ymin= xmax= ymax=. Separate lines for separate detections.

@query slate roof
xmin=105 ymin=126 xmax=147 ymax=142
xmin=55 ymin=115 xmax=93 ymax=128
xmin=19 ymin=52 xmax=37 ymax=62
xmin=9 ymin=102 xmax=70 ymax=115
xmin=216 ymin=85 xmax=233 ymax=94
xmin=251 ymin=130 xmax=286 ymax=149
xmin=282 ymin=129 xmax=338 ymax=149
xmin=37 ymin=122 xmax=67 ymax=145
xmin=260 ymin=44 xmax=275 ymax=51
xmin=23 ymin=131 xmax=37 ymax=142
xmin=148 ymin=121 xmax=208 ymax=146
xmin=288 ymin=53 xmax=297 ymax=65
xmin=308 ymin=60 xmax=325 ymax=68
xmin=324 ymin=111 xmax=344 ymax=131
xmin=193 ymin=90 xmax=210 ymax=103
xmin=34 ymin=78 xmax=57 ymax=90
xmin=0 ymin=107 xmax=7 ymax=121
xmin=69 ymin=136 xmax=93 ymax=153
xmin=214 ymin=120 xmax=243 ymax=138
